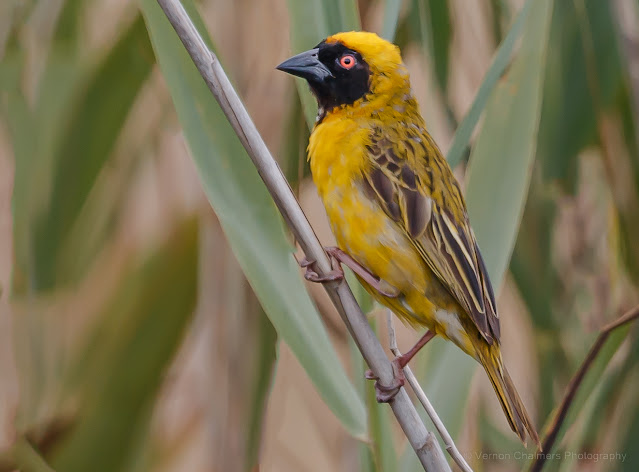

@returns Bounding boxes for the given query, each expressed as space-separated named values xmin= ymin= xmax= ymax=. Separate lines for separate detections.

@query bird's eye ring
xmin=339 ymin=54 xmax=357 ymax=69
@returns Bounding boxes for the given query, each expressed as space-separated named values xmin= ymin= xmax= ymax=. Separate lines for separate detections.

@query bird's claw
xmin=365 ymin=358 xmax=406 ymax=403
xmin=298 ymin=255 xmax=345 ymax=283
xmin=298 ymin=247 xmax=400 ymax=298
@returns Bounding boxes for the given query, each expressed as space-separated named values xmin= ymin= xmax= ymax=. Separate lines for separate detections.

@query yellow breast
xmin=308 ymin=114 xmax=426 ymax=292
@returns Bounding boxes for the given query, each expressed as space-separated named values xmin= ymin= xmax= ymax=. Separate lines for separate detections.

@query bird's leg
xmin=299 ymin=247 xmax=400 ymax=298
xmin=366 ymin=330 xmax=435 ymax=403
xmin=325 ymin=247 xmax=400 ymax=298
xmin=395 ymin=329 xmax=436 ymax=369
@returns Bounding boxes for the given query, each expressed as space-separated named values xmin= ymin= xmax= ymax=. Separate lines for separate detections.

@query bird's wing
xmin=364 ymin=129 xmax=500 ymax=343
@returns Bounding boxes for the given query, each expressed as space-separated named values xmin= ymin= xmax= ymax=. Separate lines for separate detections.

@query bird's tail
xmin=474 ymin=341 xmax=540 ymax=450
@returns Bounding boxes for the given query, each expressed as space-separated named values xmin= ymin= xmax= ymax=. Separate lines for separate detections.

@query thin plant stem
xmin=529 ymin=304 xmax=639 ymax=472
xmin=155 ymin=0 xmax=451 ymax=469
xmin=386 ymin=310 xmax=474 ymax=472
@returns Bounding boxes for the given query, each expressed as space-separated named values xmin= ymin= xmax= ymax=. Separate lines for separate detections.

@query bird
xmin=277 ymin=31 xmax=539 ymax=448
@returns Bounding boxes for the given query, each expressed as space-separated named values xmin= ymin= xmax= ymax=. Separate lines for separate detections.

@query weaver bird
xmin=277 ymin=31 xmax=539 ymax=447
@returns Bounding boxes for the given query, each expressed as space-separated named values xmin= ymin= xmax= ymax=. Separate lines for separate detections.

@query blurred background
xmin=1 ymin=0 xmax=639 ymax=471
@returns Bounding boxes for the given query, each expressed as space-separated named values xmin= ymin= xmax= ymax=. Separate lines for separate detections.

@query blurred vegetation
xmin=0 ymin=0 xmax=638 ymax=471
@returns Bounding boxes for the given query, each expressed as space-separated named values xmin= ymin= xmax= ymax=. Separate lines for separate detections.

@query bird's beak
xmin=276 ymin=48 xmax=333 ymax=82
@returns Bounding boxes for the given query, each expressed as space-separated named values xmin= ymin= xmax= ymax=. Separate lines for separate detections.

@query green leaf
xmin=488 ymin=0 xmax=509 ymax=45
xmin=465 ymin=0 xmax=553 ymax=289
xmin=245 ymin=307 xmax=278 ymax=472
xmin=381 ymin=0 xmax=403 ymax=41
xmin=412 ymin=0 xmax=452 ymax=95
xmin=29 ymin=15 xmax=154 ymax=291
xmin=620 ymin=368 xmax=639 ymax=471
xmin=509 ymin=174 xmax=563 ymax=419
xmin=446 ymin=0 xmax=533 ymax=168
xmin=526 ymin=325 xmax=632 ymax=468
xmin=140 ymin=0 xmax=366 ymax=437
xmin=509 ymin=174 xmax=559 ymax=332
xmin=0 ymin=437 xmax=55 ymax=472
xmin=53 ymin=0 xmax=84 ymax=45
xmin=281 ymin=93 xmax=311 ymax=185
xmin=537 ymin=0 xmax=624 ymax=192
xmin=51 ymin=218 xmax=199 ymax=472
xmin=321 ymin=0 xmax=360 ymax=34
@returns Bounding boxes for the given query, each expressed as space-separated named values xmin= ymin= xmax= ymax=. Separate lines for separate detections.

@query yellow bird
xmin=277 ymin=31 xmax=539 ymax=447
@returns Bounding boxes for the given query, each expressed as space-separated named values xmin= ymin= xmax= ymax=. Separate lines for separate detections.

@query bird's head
xmin=277 ymin=31 xmax=410 ymax=119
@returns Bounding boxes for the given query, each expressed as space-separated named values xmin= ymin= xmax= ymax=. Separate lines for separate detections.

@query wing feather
xmin=365 ymin=128 xmax=500 ymax=343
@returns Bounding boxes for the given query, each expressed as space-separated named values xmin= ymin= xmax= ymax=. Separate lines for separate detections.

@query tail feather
xmin=475 ymin=344 xmax=541 ymax=450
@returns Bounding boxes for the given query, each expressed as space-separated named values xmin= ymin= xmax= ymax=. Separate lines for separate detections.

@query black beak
xmin=276 ymin=48 xmax=333 ymax=82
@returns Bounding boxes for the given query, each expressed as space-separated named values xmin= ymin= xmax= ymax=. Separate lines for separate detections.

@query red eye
xmin=339 ymin=54 xmax=357 ymax=69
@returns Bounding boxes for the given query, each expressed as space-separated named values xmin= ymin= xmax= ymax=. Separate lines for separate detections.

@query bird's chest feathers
xmin=308 ymin=118 xmax=423 ymax=288
xmin=308 ymin=118 xmax=377 ymax=247
xmin=308 ymin=118 xmax=370 ymax=193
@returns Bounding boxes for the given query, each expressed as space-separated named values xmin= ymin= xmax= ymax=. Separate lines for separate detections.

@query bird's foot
xmin=365 ymin=330 xmax=435 ymax=402
xmin=365 ymin=357 xmax=407 ymax=403
xmin=299 ymin=253 xmax=345 ymax=283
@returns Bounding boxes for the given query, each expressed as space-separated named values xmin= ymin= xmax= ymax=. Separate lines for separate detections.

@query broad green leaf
xmin=446 ymin=0 xmax=533 ymax=168
xmin=537 ymin=0 xmax=625 ymax=192
xmin=3 ymin=12 xmax=155 ymax=435
xmin=14 ymin=15 xmax=155 ymax=292
xmin=465 ymin=0 xmax=553 ymax=288
xmin=140 ymin=0 xmax=366 ymax=437
xmin=535 ymin=0 xmax=639 ymax=287
xmin=381 ymin=0 xmax=402 ymax=41
xmin=509 ymin=175 xmax=558 ymax=332
xmin=510 ymin=174 xmax=562 ymax=418
xmin=3 ymin=2 xmax=83 ymax=294
xmin=412 ymin=0 xmax=452 ymax=96
xmin=245 ymin=308 xmax=278 ymax=472
xmin=488 ymin=0 xmax=509 ymax=45
xmin=53 ymin=0 xmax=84 ymax=44
xmin=322 ymin=0 xmax=360 ymax=34
xmin=1 ymin=83 xmax=37 ymax=295
xmin=51 ymin=218 xmax=199 ymax=472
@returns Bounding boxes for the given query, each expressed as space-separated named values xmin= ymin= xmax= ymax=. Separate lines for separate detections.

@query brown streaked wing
xmin=474 ymin=239 xmax=500 ymax=339
xmin=428 ymin=209 xmax=493 ymax=342
xmin=363 ymin=126 xmax=500 ymax=343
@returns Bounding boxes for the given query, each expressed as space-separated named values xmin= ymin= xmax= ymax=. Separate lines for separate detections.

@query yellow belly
xmin=321 ymin=179 xmax=473 ymax=355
